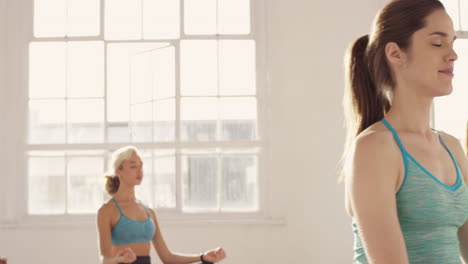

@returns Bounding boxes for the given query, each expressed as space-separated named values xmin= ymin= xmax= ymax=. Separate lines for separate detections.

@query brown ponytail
xmin=105 ymin=175 xmax=120 ymax=195
xmin=344 ymin=34 xmax=390 ymax=144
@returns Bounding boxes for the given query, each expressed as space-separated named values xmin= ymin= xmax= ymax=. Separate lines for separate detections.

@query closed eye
xmin=432 ymin=44 xmax=442 ymax=47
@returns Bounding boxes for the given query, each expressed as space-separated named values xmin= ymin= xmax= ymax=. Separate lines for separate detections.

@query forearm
xmin=162 ymin=253 xmax=203 ymax=264
xmin=101 ymin=256 xmax=122 ymax=264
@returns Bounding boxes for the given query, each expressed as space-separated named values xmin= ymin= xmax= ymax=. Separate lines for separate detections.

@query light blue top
xmin=111 ymin=197 xmax=156 ymax=246
xmin=353 ymin=119 xmax=468 ymax=263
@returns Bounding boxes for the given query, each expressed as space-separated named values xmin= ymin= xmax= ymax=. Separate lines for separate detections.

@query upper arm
xmin=149 ymin=209 xmax=172 ymax=261
xmin=459 ymin=220 xmax=468 ymax=262
xmin=97 ymin=205 xmax=114 ymax=258
xmin=346 ymin=132 xmax=409 ymax=264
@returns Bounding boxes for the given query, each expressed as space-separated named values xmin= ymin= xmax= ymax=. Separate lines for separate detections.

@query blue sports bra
xmin=111 ymin=197 xmax=156 ymax=246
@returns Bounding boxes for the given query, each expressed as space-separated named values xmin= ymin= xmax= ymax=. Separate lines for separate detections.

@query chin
xmin=441 ymin=86 xmax=453 ymax=96
xmin=432 ymin=83 xmax=453 ymax=97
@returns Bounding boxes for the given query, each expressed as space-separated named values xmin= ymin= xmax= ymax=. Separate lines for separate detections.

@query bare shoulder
xmin=98 ymin=199 xmax=117 ymax=219
xmin=346 ymin=122 xmax=401 ymax=184
xmin=148 ymin=208 xmax=158 ymax=221
xmin=438 ymin=131 xmax=468 ymax=180
xmin=438 ymin=130 xmax=465 ymax=154
xmin=354 ymin=123 xmax=395 ymax=151
xmin=350 ymin=123 xmax=400 ymax=166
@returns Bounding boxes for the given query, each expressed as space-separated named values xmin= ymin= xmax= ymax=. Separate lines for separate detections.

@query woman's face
xmin=117 ymin=152 xmax=144 ymax=186
xmin=399 ymin=9 xmax=458 ymax=98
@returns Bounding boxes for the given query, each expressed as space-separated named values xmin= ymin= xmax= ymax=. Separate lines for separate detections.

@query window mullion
xmin=175 ymin=0 xmax=183 ymax=212
xmin=65 ymin=152 xmax=69 ymax=214
xmin=100 ymin=0 xmax=105 ymax=39
xmin=103 ymin=0 xmax=108 ymax=145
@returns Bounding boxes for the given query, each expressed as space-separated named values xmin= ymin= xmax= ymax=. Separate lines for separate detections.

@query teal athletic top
xmin=111 ymin=197 xmax=156 ymax=246
xmin=352 ymin=119 xmax=468 ymax=263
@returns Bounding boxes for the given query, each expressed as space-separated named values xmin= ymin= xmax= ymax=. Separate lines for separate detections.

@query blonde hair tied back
xmin=104 ymin=146 xmax=140 ymax=195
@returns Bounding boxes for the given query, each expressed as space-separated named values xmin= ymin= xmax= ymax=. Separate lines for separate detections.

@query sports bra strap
xmin=138 ymin=200 xmax=151 ymax=217
xmin=111 ymin=197 xmax=123 ymax=215
xmin=380 ymin=119 xmax=408 ymax=155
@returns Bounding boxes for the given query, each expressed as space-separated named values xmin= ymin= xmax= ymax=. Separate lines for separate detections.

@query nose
xmin=448 ymin=47 xmax=458 ymax=62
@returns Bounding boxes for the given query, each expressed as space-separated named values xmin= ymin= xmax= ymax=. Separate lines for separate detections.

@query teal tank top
xmin=352 ymin=119 xmax=468 ymax=263
xmin=111 ymin=197 xmax=156 ymax=246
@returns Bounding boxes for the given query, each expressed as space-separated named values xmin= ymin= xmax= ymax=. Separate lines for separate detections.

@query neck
xmin=384 ymin=88 xmax=433 ymax=135
xmin=114 ymin=183 xmax=136 ymax=202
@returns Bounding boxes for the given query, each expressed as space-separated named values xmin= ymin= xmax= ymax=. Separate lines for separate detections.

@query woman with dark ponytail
xmin=342 ymin=0 xmax=468 ymax=263
xmin=97 ymin=146 xmax=226 ymax=264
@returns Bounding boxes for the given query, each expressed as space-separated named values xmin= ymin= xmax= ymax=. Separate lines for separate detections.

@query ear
xmin=115 ymin=167 xmax=121 ymax=176
xmin=385 ymin=42 xmax=406 ymax=67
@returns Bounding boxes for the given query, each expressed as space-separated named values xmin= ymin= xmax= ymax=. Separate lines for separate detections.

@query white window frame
xmin=0 ymin=0 xmax=285 ymax=228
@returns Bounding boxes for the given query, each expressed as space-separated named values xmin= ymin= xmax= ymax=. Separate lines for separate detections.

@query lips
xmin=439 ymin=67 xmax=454 ymax=76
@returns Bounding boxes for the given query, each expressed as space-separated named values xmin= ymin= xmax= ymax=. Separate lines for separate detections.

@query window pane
xmin=181 ymin=97 xmax=217 ymax=141
xmin=131 ymin=50 xmax=154 ymax=104
xmin=154 ymin=99 xmax=175 ymax=142
xmin=107 ymin=43 xmax=168 ymax=123
xmin=130 ymin=102 xmax=153 ymax=142
xmin=68 ymin=99 xmax=104 ymax=143
xmin=184 ymin=0 xmax=217 ymax=35
xmin=152 ymin=46 xmax=176 ymax=100
xmin=108 ymin=122 xmax=130 ymax=143
xmin=29 ymin=42 xmax=66 ymax=99
xmin=154 ymin=150 xmax=176 ymax=208
xmin=29 ymin=99 xmax=66 ymax=144
xmin=105 ymin=0 xmax=141 ymax=40
xmin=182 ymin=154 xmax=218 ymax=210
xmin=441 ymin=0 xmax=460 ymax=31
xmin=68 ymin=41 xmax=104 ymax=98
xmin=68 ymin=0 xmax=100 ymax=36
xmin=143 ymin=0 xmax=180 ymax=39
xmin=218 ymin=0 xmax=250 ymax=34
xmin=34 ymin=0 xmax=67 ymax=37
xmin=135 ymin=149 xmax=154 ymax=207
xmin=181 ymin=40 xmax=218 ymax=96
xmin=28 ymin=154 xmax=66 ymax=214
xmin=461 ymin=0 xmax=468 ymax=31
xmin=434 ymin=39 xmax=468 ymax=140
xmin=221 ymin=155 xmax=257 ymax=211
xmin=220 ymin=97 xmax=257 ymax=140
xmin=68 ymin=155 xmax=105 ymax=214
xmin=219 ymin=40 xmax=256 ymax=96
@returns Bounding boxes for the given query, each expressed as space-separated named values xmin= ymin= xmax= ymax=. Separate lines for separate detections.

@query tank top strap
xmin=380 ymin=119 xmax=408 ymax=156
xmin=436 ymin=131 xmax=463 ymax=183
xmin=111 ymin=197 xmax=124 ymax=215
xmin=437 ymin=131 xmax=458 ymax=166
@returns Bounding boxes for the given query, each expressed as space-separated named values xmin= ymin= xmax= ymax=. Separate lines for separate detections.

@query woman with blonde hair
xmin=97 ymin=146 xmax=226 ymax=264
xmin=342 ymin=0 xmax=468 ymax=263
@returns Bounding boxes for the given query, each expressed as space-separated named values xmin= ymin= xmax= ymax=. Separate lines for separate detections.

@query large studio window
xmin=28 ymin=0 xmax=261 ymax=215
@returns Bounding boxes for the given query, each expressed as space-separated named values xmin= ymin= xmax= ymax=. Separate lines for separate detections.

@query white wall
xmin=0 ymin=0 xmax=385 ymax=263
